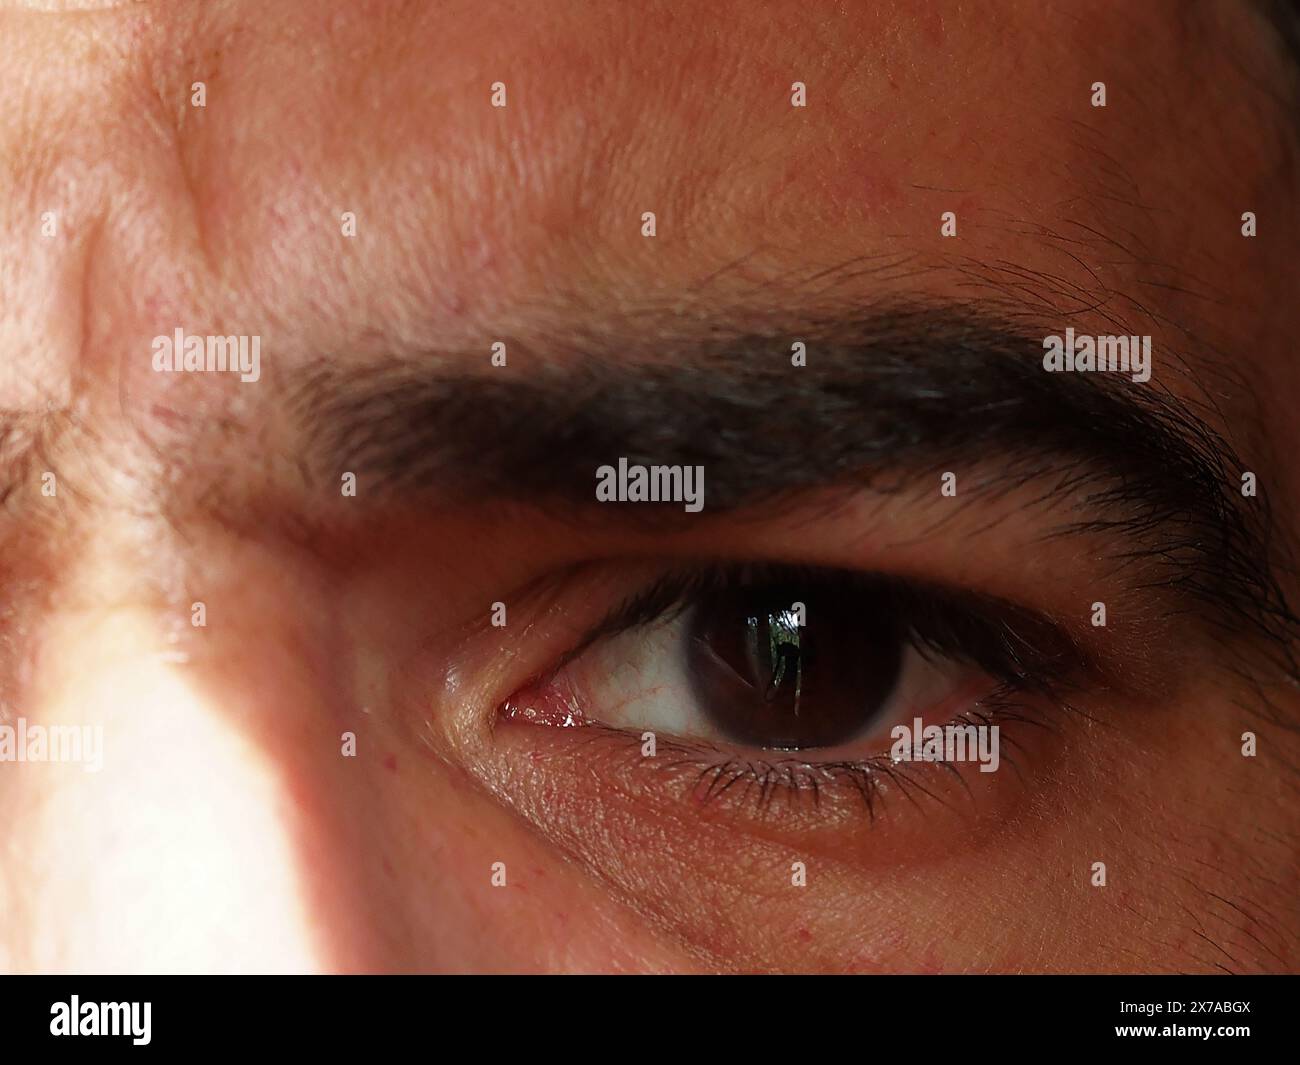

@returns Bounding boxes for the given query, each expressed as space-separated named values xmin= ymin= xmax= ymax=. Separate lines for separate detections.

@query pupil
xmin=687 ymin=582 xmax=904 ymax=749
xmin=746 ymin=608 xmax=803 ymax=703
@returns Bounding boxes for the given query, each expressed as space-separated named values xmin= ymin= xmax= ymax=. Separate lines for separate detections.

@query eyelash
xmin=567 ymin=562 xmax=1087 ymax=690
xmin=505 ymin=561 xmax=1095 ymax=818
xmin=551 ymin=710 xmax=1034 ymax=822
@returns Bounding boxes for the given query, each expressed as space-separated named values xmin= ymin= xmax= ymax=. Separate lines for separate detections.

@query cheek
xmin=367 ymin=753 xmax=702 ymax=972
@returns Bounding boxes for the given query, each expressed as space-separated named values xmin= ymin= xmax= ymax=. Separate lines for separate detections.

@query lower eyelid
xmin=494 ymin=682 xmax=1063 ymax=821
xmin=476 ymin=702 xmax=1077 ymax=895
xmin=456 ymin=669 xmax=1136 ymax=972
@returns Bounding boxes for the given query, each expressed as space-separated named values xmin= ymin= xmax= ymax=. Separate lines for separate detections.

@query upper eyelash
xmin=561 ymin=561 xmax=1092 ymax=700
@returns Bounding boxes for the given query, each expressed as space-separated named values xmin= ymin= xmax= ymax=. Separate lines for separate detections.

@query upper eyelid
xmin=563 ymin=562 xmax=1095 ymax=697
xmin=292 ymin=305 xmax=1286 ymax=654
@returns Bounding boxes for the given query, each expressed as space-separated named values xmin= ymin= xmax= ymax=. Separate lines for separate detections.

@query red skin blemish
xmin=797 ymin=928 xmax=812 ymax=943
xmin=383 ymin=754 xmax=397 ymax=772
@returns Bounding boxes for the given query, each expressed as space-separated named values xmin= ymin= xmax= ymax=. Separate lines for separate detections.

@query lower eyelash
xmin=571 ymin=689 xmax=1073 ymax=822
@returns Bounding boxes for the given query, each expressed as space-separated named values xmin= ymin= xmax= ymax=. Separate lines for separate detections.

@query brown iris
xmin=685 ymin=583 xmax=906 ymax=749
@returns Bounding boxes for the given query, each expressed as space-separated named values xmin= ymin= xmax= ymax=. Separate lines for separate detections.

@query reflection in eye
xmin=683 ymin=580 xmax=913 ymax=749
xmin=501 ymin=564 xmax=1089 ymax=771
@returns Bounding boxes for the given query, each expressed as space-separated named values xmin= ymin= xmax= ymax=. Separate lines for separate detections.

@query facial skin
xmin=0 ymin=0 xmax=1296 ymax=973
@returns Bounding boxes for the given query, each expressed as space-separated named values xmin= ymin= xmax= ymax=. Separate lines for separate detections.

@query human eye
xmin=416 ymin=500 xmax=1163 ymax=969
xmin=499 ymin=562 xmax=1085 ymax=814
xmin=398 ymin=378 xmax=1298 ymax=976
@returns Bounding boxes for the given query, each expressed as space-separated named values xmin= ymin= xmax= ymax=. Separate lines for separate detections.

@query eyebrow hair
xmin=288 ymin=302 xmax=1295 ymax=656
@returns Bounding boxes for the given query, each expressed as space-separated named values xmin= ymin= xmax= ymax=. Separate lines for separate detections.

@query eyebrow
xmin=288 ymin=302 xmax=1294 ymax=652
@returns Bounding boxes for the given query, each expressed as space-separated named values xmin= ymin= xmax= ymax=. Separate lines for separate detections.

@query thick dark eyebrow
xmin=288 ymin=303 xmax=1294 ymax=653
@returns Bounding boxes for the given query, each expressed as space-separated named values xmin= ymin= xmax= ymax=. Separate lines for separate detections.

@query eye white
xmin=565 ymin=607 xmax=974 ymax=751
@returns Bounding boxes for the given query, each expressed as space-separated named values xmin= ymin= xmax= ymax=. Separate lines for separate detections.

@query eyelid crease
xmin=297 ymin=300 xmax=1293 ymax=672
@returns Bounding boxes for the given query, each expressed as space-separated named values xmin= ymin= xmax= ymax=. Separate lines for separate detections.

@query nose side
xmin=0 ymin=589 xmax=328 ymax=973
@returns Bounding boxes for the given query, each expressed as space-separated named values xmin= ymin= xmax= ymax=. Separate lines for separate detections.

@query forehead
xmin=0 ymin=8 xmax=1253 ymax=279
xmin=170 ymin=1 xmax=1249 ymax=327
xmin=0 ymin=1 xmax=1289 ymax=425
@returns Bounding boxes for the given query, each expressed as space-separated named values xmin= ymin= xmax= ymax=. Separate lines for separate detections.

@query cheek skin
xmin=460 ymin=722 xmax=1045 ymax=972
xmin=368 ymin=748 xmax=706 ymax=973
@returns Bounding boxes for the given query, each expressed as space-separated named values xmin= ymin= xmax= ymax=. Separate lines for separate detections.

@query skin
xmin=0 ymin=0 xmax=1296 ymax=972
